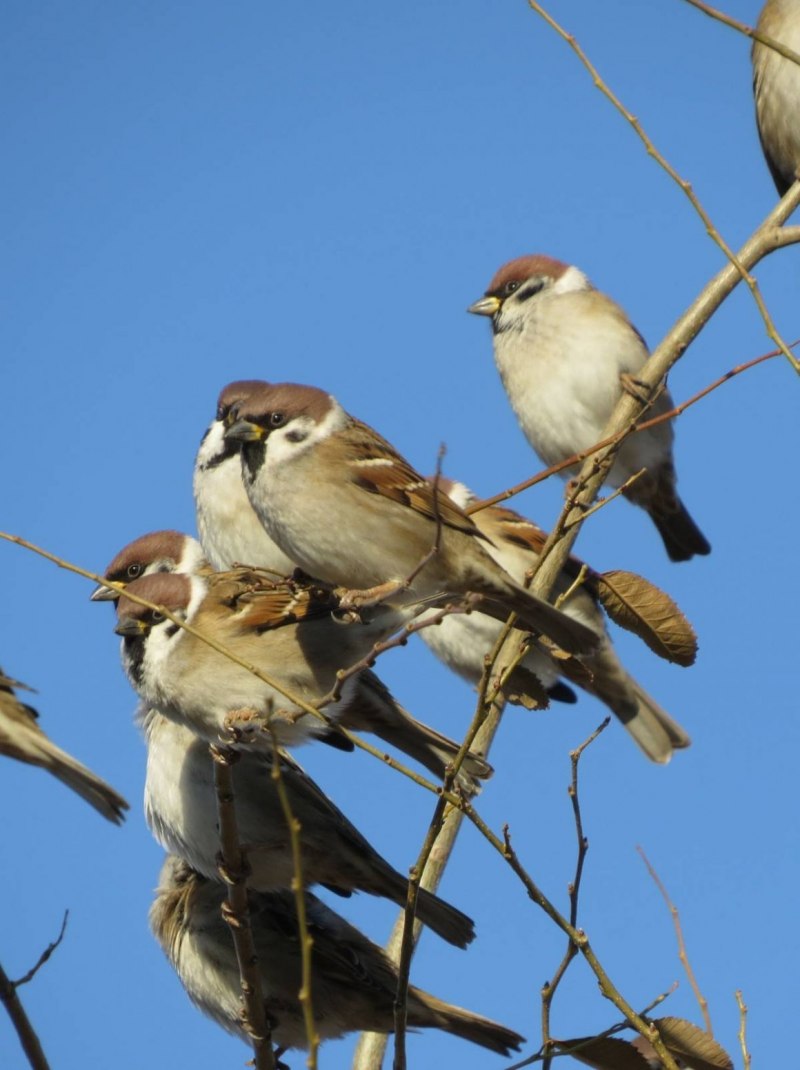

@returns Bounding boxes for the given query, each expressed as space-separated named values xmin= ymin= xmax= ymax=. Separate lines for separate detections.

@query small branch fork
xmin=540 ymin=720 xmax=610 ymax=1070
xmin=0 ymin=915 xmax=68 ymax=1070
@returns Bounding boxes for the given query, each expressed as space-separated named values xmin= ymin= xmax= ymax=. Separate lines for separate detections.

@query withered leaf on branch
xmin=650 ymin=1016 xmax=734 ymax=1070
xmin=554 ymin=1034 xmax=653 ymax=1070
xmin=592 ymin=571 xmax=697 ymax=667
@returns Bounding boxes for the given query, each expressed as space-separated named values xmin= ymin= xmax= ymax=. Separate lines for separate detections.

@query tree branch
xmin=0 ymin=958 xmax=52 ymax=1070
xmin=210 ymin=746 xmax=277 ymax=1070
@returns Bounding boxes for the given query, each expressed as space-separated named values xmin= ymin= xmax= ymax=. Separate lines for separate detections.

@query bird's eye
xmin=127 ymin=563 xmax=142 ymax=578
xmin=151 ymin=610 xmax=165 ymax=623
xmin=269 ymin=412 xmax=286 ymax=428
xmin=503 ymin=280 xmax=521 ymax=296
xmin=216 ymin=404 xmax=227 ymax=421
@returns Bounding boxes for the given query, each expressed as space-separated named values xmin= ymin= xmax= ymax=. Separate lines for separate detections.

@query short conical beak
xmin=467 ymin=295 xmax=501 ymax=317
xmin=225 ymin=419 xmax=265 ymax=444
xmin=91 ymin=582 xmax=121 ymax=602
xmin=114 ymin=618 xmax=150 ymax=638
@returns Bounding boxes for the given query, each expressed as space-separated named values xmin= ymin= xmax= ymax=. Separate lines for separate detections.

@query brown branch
xmin=541 ymin=720 xmax=610 ymax=1070
xmin=468 ymin=344 xmax=790 ymax=515
xmin=681 ymin=0 xmax=800 ymax=67
xmin=637 ymin=847 xmax=712 ymax=1035
xmin=13 ymin=914 xmax=68 ymax=988
xmin=210 ymin=746 xmax=276 ymax=1070
xmin=0 ymin=959 xmax=51 ymax=1070
xmin=498 ymin=823 xmax=682 ymax=1070
xmin=527 ymin=1 xmax=800 ymax=372
xmin=352 ymin=619 xmax=519 ymax=1070
xmin=264 ymin=731 xmax=319 ymax=1067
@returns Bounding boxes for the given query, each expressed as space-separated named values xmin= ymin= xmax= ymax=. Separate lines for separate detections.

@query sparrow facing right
xmin=0 ymin=669 xmax=128 ymax=823
xmin=469 ymin=256 xmax=711 ymax=562
xmin=150 ymin=854 xmax=525 ymax=1055
xmin=141 ymin=709 xmax=475 ymax=947
xmin=223 ymin=381 xmax=599 ymax=655
xmin=97 ymin=531 xmax=491 ymax=789
xmin=753 ymin=0 xmax=800 ymax=195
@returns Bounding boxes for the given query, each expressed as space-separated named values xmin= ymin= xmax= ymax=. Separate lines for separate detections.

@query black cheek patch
xmin=125 ymin=638 xmax=146 ymax=685
xmin=242 ymin=440 xmax=268 ymax=481
xmin=199 ymin=433 xmax=241 ymax=472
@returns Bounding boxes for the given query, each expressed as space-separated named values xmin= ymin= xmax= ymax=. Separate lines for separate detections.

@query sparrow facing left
xmin=141 ymin=710 xmax=475 ymax=947
xmin=222 ymin=381 xmax=599 ymax=655
xmin=150 ymin=854 xmax=525 ymax=1055
xmin=469 ymin=255 xmax=711 ymax=562
xmin=194 ymin=380 xmax=297 ymax=574
xmin=0 ymin=669 xmax=128 ymax=823
xmin=97 ymin=531 xmax=492 ymax=788
xmin=753 ymin=0 xmax=800 ymax=195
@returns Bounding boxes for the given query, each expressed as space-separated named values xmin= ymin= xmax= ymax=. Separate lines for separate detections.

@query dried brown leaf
xmin=555 ymin=1034 xmax=654 ymax=1070
xmin=594 ymin=570 xmax=697 ymax=667
xmin=653 ymin=1017 xmax=734 ymax=1070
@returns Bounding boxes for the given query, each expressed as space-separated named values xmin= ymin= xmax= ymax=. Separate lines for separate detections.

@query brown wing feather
xmin=481 ymin=504 xmax=590 ymax=586
xmin=343 ymin=418 xmax=485 ymax=539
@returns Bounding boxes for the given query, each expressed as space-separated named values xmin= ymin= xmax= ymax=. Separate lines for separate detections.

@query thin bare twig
xmin=735 ymin=990 xmax=752 ymax=1070
xmin=264 ymin=729 xmax=319 ymax=1068
xmin=637 ymin=847 xmax=712 ymax=1035
xmin=211 ymin=746 xmax=276 ymax=1070
xmin=498 ymin=824 xmax=682 ymax=1070
xmin=13 ymin=914 xmax=68 ymax=988
xmin=527 ymin=1 xmax=800 ymax=372
xmin=562 ymin=469 xmax=645 ymax=533
xmin=540 ymin=720 xmax=610 ymax=1070
xmin=681 ymin=0 xmax=800 ymax=67
xmin=0 ymin=959 xmax=51 ymax=1070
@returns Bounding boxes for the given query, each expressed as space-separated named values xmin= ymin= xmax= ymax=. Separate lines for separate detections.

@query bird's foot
xmin=338 ymin=579 xmax=405 ymax=612
xmin=619 ymin=372 xmax=652 ymax=402
xmin=223 ymin=707 xmax=266 ymax=743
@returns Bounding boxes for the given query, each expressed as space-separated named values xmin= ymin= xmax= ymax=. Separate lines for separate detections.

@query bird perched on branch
xmin=753 ymin=0 xmax=800 ymax=195
xmin=221 ymin=380 xmax=598 ymax=655
xmin=140 ymin=710 xmax=475 ymax=947
xmin=469 ymin=255 xmax=710 ymax=562
xmin=95 ymin=530 xmax=491 ymax=789
xmin=150 ymin=855 xmax=525 ymax=1056
xmin=0 ymin=668 xmax=128 ymax=823
xmin=419 ymin=480 xmax=692 ymax=763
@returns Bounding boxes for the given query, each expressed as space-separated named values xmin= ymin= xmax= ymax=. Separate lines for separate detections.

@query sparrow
xmin=0 ymin=668 xmax=128 ymax=823
xmin=420 ymin=481 xmax=691 ymax=763
xmin=222 ymin=380 xmax=599 ymax=655
xmin=194 ymin=380 xmax=297 ymax=574
xmin=97 ymin=531 xmax=491 ymax=789
xmin=753 ymin=0 xmax=800 ymax=195
xmin=141 ymin=709 xmax=474 ymax=947
xmin=469 ymin=256 xmax=711 ymax=562
xmin=150 ymin=854 xmax=525 ymax=1056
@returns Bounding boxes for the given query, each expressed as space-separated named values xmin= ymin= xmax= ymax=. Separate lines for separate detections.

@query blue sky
xmin=2 ymin=2 xmax=796 ymax=1067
